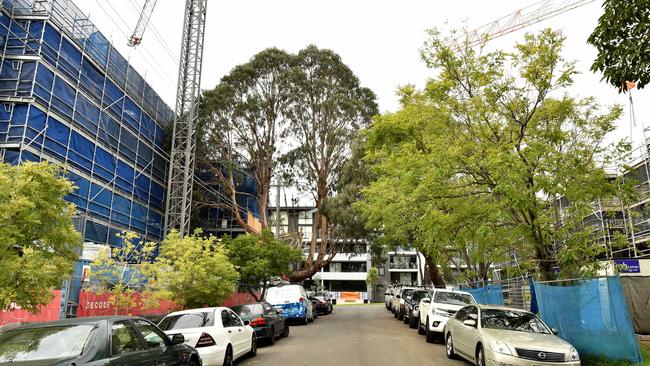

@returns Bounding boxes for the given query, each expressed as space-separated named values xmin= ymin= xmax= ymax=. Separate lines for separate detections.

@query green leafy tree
xmin=366 ymin=267 xmax=380 ymax=302
xmin=282 ymin=45 xmax=378 ymax=281
xmin=198 ymin=48 xmax=293 ymax=231
xmin=418 ymin=28 xmax=623 ymax=280
xmin=156 ymin=230 xmax=239 ymax=308
xmin=89 ymin=232 xmax=162 ymax=314
xmin=223 ymin=229 xmax=301 ymax=300
xmin=588 ymin=0 xmax=650 ymax=91
xmin=0 ymin=162 xmax=81 ymax=312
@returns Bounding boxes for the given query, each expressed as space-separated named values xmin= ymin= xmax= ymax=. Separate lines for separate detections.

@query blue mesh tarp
xmin=461 ymin=285 xmax=505 ymax=305
xmin=533 ymin=277 xmax=642 ymax=363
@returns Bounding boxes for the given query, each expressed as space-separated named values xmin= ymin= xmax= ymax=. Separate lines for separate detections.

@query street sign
xmin=614 ymin=259 xmax=641 ymax=273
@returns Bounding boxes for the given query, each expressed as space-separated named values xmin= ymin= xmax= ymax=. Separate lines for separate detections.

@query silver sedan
xmin=445 ymin=304 xmax=580 ymax=366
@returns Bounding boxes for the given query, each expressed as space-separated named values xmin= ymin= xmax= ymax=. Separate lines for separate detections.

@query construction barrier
xmin=533 ymin=277 xmax=642 ymax=363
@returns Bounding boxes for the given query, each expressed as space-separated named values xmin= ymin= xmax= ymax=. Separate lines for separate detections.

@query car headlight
xmin=489 ymin=340 xmax=513 ymax=355
xmin=433 ymin=308 xmax=452 ymax=317
xmin=569 ymin=347 xmax=579 ymax=361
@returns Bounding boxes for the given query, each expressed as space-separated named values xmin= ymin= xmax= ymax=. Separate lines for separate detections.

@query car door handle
xmin=228 ymin=330 xmax=232 ymax=333
xmin=238 ymin=329 xmax=242 ymax=332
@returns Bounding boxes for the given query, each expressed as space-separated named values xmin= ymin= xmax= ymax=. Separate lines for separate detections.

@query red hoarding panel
xmin=77 ymin=291 xmax=179 ymax=317
xmin=0 ymin=290 xmax=62 ymax=326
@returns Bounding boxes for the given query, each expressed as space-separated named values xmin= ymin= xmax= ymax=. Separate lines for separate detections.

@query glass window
xmin=434 ymin=292 xmax=476 ymax=306
xmin=132 ymin=320 xmax=167 ymax=349
xmin=0 ymin=325 xmax=94 ymax=362
xmin=455 ymin=307 xmax=470 ymax=321
xmin=481 ymin=309 xmax=551 ymax=334
xmin=231 ymin=304 xmax=263 ymax=316
xmin=221 ymin=310 xmax=233 ymax=327
xmin=111 ymin=321 xmax=143 ymax=356
xmin=229 ymin=311 xmax=243 ymax=327
xmin=159 ymin=313 xmax=213 ymax=331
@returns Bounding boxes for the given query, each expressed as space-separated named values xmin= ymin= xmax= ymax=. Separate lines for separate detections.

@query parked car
xmin=445 ymin=305 xmax=580 ymax=366
xmin=385 ymin=287 xmax=395 ymax=310
xmin=419 ymin=289 xmax=476 ymax=343
xmin=158 ymin=307 xmax=256 ymax=366
xmin=315 ymin=291 xmax=335 ymax=308
xmin=310 ymin=293 xmax=333 ymax=315
xmin=0 ymin=316 xmax=201 ymax=365
xmin=403 ymin=289 xmax=429 ymax=328
xmin=265 ymin=284 xmax=315 ymax=324
xmin=230 ymin=302 xmax=289 ymax=345
xmin=392 ymin=286 xmax=424 ymax=320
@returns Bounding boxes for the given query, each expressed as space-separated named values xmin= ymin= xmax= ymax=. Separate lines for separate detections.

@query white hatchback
xmin=159 ymin=307 xmax=257 ymax=366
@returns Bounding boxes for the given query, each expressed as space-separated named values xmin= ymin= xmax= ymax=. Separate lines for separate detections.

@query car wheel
xmin=268 ymin=326 xmax=276 ymax=345
xmin=409 ymin=314 xmax=417 ymax=329
xmin=476 ymin=344 xmax=486 ymax=366
xmin=398 ymin=310 xmax=404 ymax=321
xmin=425 ymin=318 xmax=435 ymax=343
xmin=249 ymin=335 xmax=257 ymax=357
xmin=223 ymin=346 xmax=233 ymax=366
xmin=283 ymin=324 xmax=290 ymax=337
xmin=446 ymin=333 xmax=458 ymax=360
xmin=393 ymin=311 xmax=398 ymax=318
xmin=403 ymin=313 xmax=409 ymax=324
xmin=417 ymin=316 xmax=425 ymax=335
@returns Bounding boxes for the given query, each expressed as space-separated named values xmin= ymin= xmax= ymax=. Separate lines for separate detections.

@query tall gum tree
xmin=283 ymin=45 xmax=378 ymax=281
xmin=198 ymin=48 xmax=293 ymax=232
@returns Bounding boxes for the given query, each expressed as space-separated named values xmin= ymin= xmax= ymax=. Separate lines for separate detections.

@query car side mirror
xmin=422 ymin=298 xmax=430 ymax=304
xmin=244 ymin=320 xmax=250 ymax=326
xmin=551 ymin=327 xmax=559 ymax=335
xmin=463 ymin=319 xmax=477 ymax=327
xmin=170 ymin=334 xmax=185 ymax=345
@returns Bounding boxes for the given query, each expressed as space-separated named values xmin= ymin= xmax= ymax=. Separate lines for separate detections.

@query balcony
xmin=389 ymin=262 xmax=419 ymax=271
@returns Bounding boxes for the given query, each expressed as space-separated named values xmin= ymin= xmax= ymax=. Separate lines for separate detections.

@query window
xmin=228 ymin=311 xmax=243 ymax=327
xmin=221 ymin=310 xmax=233 ymax=327
xmin=159 ymin=312 xmax=213 ymax=331
xmin=378 ymin=267 xmax=385 ymax=276
xmin=132 ymin=320 xmax=167 ymax=348
xmin=455 ymin=307 xmax=470 ymax=321
xmin=111 ymin=321 xmax=143 ymax=356
xmin=0 ymin=325 xmax=94 ymax=361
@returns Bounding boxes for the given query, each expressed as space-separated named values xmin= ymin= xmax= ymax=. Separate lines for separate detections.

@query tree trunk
xmin=423 ymin=254 xmax=446 ymax=288
xmin=247 ymin=287 xmax=261 ymax=302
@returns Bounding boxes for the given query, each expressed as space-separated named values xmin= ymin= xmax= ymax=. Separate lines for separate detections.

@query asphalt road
xmin=238 ymin=303 xmax=471 ymax=366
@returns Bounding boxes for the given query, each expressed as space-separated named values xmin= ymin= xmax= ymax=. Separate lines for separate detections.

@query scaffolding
xmin=0 ymin=0 xmax=174 ymax=244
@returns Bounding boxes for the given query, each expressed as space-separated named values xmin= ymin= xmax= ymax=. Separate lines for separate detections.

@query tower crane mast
xmin=164 ymin=0 xmax=208 ymax=237
xmin=128 ymin=0 xmax=158 ymax=47
xmin=458 ymin=0 xmax=596 ymax=48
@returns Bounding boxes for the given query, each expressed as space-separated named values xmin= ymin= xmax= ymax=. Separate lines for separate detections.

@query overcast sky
xmin=78 ymin=0 xmax=649 ymax=205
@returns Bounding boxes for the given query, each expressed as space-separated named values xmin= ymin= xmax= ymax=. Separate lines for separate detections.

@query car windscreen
xmin=481 ymin=309 xmax=551 ymax=334
xmin=401 ymin=289 xmax=416 ymax=298
xmin=434 ymin=292 xmax=475 ymax=306
xmin=411 ymin=291 xmax=428 ymax=303
xmin=0 ymin=324 xmax=94 ymax=362
xmin=265 ymin=286 xmax=301 ymax=303
xmin=231 ymin=304 xmax=264 ymax=317
xmin=158 ymin=312 xmax=214 ymax=330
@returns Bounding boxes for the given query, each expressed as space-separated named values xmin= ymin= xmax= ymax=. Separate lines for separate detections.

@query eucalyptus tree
xmin=198 ymin=48 xmax=293 ymax=232
xmin=282 ymin=45 xmax=378 ymax=281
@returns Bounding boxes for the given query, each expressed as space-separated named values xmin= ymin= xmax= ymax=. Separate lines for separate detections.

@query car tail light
xmin=250 ymin=317 xmax=266 ymax=327
xmin=195 ymin=332 xmax=216 ymax=348
xmin=299 ymin=297 xmax=306 ymax=303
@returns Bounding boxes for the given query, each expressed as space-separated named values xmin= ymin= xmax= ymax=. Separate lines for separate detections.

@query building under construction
xmin=0 ymin=0 xmax=173 ymax=245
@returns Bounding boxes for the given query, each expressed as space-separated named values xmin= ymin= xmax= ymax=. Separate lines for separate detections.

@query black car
xmin=231 ymin=302 xmax=289 ymax=345
xmin=403 ymin=289 xmax=428 ymax=329
xmin=0 ymin=316 xmax=201 ymax=366
xmin=309 ymin=295 xmax=332 ymax=315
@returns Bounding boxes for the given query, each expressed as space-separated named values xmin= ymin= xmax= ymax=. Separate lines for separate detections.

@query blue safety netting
xmin=458 ymin=285 xmax=505 ymax=305
xmin=533 ymin=277 xmax=642 ymax=363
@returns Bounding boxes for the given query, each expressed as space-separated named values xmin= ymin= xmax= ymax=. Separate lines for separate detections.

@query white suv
xmin=418 ymin=289 xmax=476 ymax=343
